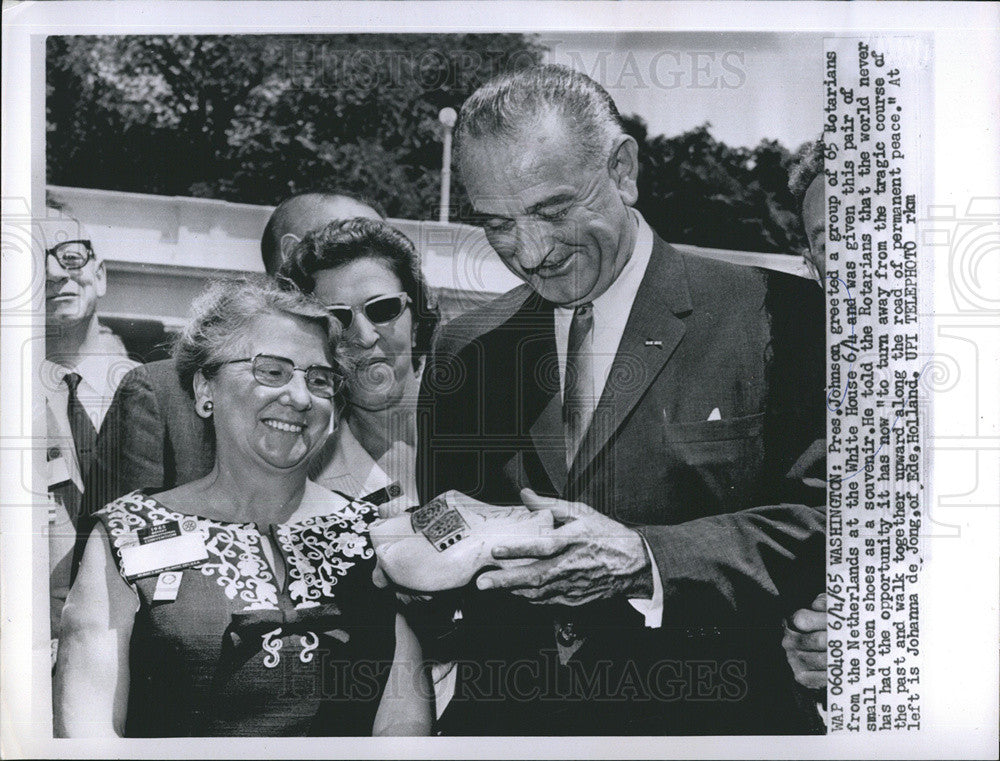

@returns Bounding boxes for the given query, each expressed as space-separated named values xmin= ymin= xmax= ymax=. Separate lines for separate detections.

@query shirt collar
xmin=42 ymin=343 xmax=137 ymax=398
xmin=590 ymin=209 xmax=653 ymax=319
xmin=324 ymin=419 xmax=379 ymax=481
xmin=44 ymin=353 xmax=133 ymax=399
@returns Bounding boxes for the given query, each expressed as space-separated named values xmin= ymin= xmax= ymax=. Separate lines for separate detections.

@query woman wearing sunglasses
xmin=53 ymin=275 xmax=432 ymax=737
xmin=279 ymin=217 xmax=440 ymax=515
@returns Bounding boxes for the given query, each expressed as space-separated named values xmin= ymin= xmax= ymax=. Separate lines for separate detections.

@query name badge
xmin=119 ymin=519 xmax=208 ymax=581
xmin=361 ymin=482 xmax=403 ymax=507
xmin=47 ymin=450 xmax=72 ymax=490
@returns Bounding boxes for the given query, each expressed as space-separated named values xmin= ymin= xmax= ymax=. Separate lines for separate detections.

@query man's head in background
xmin=44 ymin=207 xmax=105 ymax=331
xmin=260 ymin=191 xmax=385 ymax=274
xmin=454 ymin=64 xmax=640 ymax=307
xmin=788 ymin=139 xmax=826 ymax=282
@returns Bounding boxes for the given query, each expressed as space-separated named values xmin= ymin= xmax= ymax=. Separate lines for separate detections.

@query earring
xmin=199 ymin=400 xmax=214 ymax=418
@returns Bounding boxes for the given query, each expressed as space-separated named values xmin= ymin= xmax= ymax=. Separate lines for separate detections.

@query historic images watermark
xmin=265 ymin=39 xmax=748 ymax=93
xmin=546 ymin=48 xmax=748 ymax=91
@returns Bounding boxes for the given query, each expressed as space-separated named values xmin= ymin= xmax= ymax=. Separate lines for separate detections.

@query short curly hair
xmin=172 ymin=274 xmax=341 ymax=398
xmin=278 ymin=217 xmax=439 ymax=370
xmin=788 ymin=138 xmax=825 ymax=212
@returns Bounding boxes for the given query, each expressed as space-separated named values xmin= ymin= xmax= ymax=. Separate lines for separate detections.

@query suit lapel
xmin=568 ymin=236 xmax=693 ymax=487
xmin=528 ymin=389 xmax=567 ymax=497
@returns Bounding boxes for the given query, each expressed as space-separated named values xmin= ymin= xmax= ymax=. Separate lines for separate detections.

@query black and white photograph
xmin=1 ymin=2 xmax=997 ymax=758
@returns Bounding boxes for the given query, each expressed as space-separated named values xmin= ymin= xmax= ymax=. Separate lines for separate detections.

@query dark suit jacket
xmin=416 ymin=235 xmax=826 ymax=735
xmin=85 ymin=359 xmax=215 ymax=514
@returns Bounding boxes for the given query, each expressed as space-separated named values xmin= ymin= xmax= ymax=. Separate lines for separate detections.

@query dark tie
xmin=64 ymin=372 xmax=98 ymax=481
xmin=563 ymin=303 xmax=594 ymax=468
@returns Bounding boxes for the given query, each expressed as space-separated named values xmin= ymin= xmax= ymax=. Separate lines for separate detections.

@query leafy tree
xmin=622 ymin=115 xmax=807 ymax=254
xmin=47 ymin=34 xmax=545 ymax=217
xmin=48 ymin=36 xmax=807 ymax=251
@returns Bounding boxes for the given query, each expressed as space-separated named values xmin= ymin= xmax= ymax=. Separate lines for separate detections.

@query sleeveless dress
xmin=94 ymin=489 xmax=396 ymax=737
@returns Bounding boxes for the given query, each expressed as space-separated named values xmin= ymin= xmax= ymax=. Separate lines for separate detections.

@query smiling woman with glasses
xmin=219 ymin=354 xmax=344 ymax=399
xmin=279 ymin=217 xmax=440 ymax=515
xmin=53 ymin=274 xmax=432 ymax=737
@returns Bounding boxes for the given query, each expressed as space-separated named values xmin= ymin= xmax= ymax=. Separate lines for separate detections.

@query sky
xmin=541 ymin=32 xmax=826 ymax=150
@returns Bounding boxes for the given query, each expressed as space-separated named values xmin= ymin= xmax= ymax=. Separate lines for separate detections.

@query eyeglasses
xmin=219 ymin=354 xmax=343 ymax=399
xmin=325 ymin=292 xmax=411 ymax=331
xmin=46 ymin=240 xmax=95 ymax=270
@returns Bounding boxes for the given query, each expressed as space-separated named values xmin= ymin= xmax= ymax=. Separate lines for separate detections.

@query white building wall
xmin=48 ymin=184 xmax=811 ymax=331
xmin=48 ymin=185 xmax=525 ymax=329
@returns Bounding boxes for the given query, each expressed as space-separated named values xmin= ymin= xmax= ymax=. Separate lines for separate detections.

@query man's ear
xmin=607 ymin=134 xmax=639 ymax=207
xmin=93 ymin=258 xmax=107 ymax=299
xmin=279 ymin=233 xmax=302 ymax=264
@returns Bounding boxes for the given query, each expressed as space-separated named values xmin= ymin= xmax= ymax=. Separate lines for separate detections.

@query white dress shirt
xmin=552 ymin=210 xmax=664 ymax=628
xmin=41 ymin=341 xmax=137 ymax=643
xmin=41 ymin=348 xmax=138 ymax=491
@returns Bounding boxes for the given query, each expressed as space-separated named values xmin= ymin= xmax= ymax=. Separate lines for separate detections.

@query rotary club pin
xmin=153 ymin=571 xmax=183 ymax=602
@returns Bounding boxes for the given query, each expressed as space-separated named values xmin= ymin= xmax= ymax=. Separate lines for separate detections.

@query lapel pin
xmin=644 ymin=339 xmax=663 ymax=348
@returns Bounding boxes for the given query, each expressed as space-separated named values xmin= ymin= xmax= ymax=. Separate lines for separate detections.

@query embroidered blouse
xmin=94 ymin=489 xmax=395 ymax=737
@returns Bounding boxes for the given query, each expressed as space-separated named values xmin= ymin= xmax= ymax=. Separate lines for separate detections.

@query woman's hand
xmin=52 ymin=523 xmax=138 ymax=737
xmin=377 ymin=494 xmax=413 ymax=520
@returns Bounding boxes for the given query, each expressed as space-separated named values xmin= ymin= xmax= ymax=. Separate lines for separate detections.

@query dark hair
xmin=279 ymin=218 xmax=439 ymax=370
xmin=788 ymin=138 xmax=825 ymax=212
xmin=173 ymin=274 xmax=341 ymax=398
xmin=455 ymin=63 xmax=625 ymax=171
xmin=260 ymin=190 xmax=387 ymax=274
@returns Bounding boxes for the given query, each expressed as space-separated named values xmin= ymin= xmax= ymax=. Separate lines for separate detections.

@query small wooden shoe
xmin=369 ymin=491 xmax=554 ymax=592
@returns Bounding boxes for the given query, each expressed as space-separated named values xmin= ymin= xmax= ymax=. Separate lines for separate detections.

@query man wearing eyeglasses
xmin=41 ymin=208 xmax=139 ymax=653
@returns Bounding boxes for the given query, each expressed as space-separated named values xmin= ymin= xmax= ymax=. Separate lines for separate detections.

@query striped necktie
xmin=563 ymin=303 xmax=594 ymax=468
xmin=64 ymin=372 xmax=98 ymax=480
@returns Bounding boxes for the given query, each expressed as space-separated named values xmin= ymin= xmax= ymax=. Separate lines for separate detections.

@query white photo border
xmin=2 ymin=2 xmax=998 ymax=758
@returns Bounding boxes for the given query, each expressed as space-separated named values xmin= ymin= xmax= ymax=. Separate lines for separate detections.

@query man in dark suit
xmin=84 ymin=192 xmax=383 ymax=510
xmin=415 ymin=65 xmax=826 ymax=735
xmin=783 ymin=138 xmax=831 ymax=700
